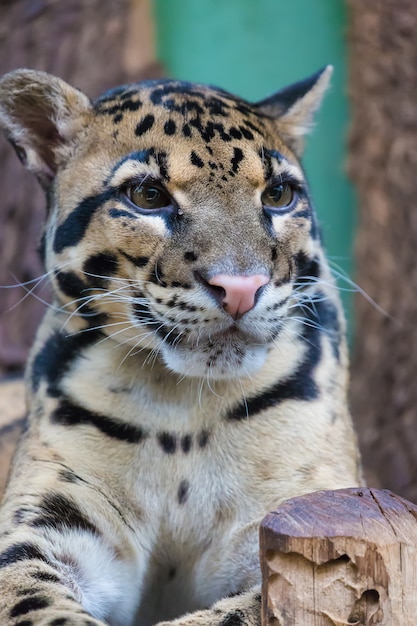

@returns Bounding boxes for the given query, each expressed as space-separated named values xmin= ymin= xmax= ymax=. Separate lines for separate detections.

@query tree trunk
xmin=0 ymin=0 xmax=163 ymax=374
xmin=348 ymin=0 xmax=417 ymax=503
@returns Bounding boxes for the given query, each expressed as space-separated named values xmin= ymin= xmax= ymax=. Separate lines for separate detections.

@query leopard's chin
xmin=160 ymin=338 xmax=269 ymax=380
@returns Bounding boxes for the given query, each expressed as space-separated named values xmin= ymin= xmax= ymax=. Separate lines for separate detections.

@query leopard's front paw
xmin=155 ymin=588 xmax=261 ymax=626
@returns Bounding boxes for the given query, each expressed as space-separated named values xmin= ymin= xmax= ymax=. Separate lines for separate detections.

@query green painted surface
xmin=153 ymin=0 xmax=355 ymax=322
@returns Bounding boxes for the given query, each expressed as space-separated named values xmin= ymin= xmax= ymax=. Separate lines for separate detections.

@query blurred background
xmin=0 ymin=0 xmax=416 ymax=502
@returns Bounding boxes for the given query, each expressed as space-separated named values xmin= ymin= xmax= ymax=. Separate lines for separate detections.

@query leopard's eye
xmin=125 ymin=183 xmax=171 ymax=210
xmin=261 ymin=183 xmax=294 ymax=210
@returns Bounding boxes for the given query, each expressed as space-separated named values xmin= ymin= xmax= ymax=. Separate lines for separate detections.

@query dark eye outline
xmin=121 ymin=179 xmax=174 ymax=214
xmin=261 ymin=178 xmax=302 ymax=213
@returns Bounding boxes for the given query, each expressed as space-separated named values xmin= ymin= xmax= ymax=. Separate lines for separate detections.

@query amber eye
xmin=126 ymin=183 xmax=171 ymax=210
xmin=261 ymin=183 xmax=294 ymax=210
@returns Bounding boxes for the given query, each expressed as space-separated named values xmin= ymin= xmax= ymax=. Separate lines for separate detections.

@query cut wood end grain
xmin=260 ymin=488 xmax=417 ymax=626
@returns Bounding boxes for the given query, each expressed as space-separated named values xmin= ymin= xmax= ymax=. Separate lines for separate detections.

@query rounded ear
xmin=255 ymin=66 xmax=333 ymax=156
xmin=0 ymin=69 xmax=92 ymax=187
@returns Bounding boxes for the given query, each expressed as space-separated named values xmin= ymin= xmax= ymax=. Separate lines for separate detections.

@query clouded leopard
xmin=0 ymin=66 xmax=361 ymax=626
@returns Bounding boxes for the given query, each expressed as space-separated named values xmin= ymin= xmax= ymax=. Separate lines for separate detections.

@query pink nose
xmin=208 ymin=274 xmax=270 ymax=319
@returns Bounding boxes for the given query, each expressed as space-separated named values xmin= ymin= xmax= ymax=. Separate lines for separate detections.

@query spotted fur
xmin=0 ymin=67 xmax=362 ymax=626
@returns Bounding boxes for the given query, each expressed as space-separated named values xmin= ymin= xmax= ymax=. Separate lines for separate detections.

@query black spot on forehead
xmin=164 ymin=119 xmax=176 ymax=135
xmin=135 ymin=114 xmax=155 ymax=137
xmin=231 ymin=147 xmax=244 ymax=173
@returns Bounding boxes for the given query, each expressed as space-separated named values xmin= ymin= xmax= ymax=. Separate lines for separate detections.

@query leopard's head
xmin=0 ymin=67 xmax=333 ymax=379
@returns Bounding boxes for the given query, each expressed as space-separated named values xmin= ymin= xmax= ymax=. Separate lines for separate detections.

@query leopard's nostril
xmin=194 ymin=271 xmax=226 ymax=307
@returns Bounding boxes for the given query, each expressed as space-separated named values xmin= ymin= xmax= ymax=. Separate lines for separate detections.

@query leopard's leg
xmin=0 ymin=451 xmax=147 ymax=626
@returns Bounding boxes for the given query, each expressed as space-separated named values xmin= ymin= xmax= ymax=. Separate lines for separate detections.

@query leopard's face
xmin=0 ymin=70 xmax=330 ymax=380
xmin=42 ymin=80 xmax=319 ymax=379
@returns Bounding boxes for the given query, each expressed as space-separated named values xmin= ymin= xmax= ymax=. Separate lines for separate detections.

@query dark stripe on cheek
xmin=30 ymin=493 xmax=99 ymax=535
xmin=55 ymin=270 xmax=87 ymax=300
xmin=0 ymin=543 xmax=49 ymax=569
xmin=53 ymin=190 xmax=112 ymax=254
xmin=83 ymin=252 xmax=118 ymax=284
xmin=226 ymin=302 xmax=321 ymax=420
xmin=51 ymin=397 xmax=147 ymax=444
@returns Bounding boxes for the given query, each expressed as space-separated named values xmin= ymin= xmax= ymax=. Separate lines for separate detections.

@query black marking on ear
xmin=190 ymin=151 xmax=204 ymax=168
xmin=184 ymin=251 xmax=198 ymax=262
xmin=177 ymin=479 xmax=189 ymax=504
xmin=157 ymin=432 xmax=177 ymax=454
xmin=53 ymin=190 xmax=113 ymax=253
xmin=52 ymin=397 xmax=148 ymax=443
xmin=164 ymin=119 xmax=176 ymax=135
xmin=135 ymin=114 xmax=155 ymax=136
xmin=83 ymin=252 xmax=118 ymax=285
xmin=10 ymin=595 xmax=50 ymax=618
xmin=119 ymin=250 xmax=149 ymax=268
xmin=30 ymin=493 xmax=99 ymax=535
xmin=31 ymin=329 xmax=102 ymax=397
xmin=231 ymin=147 xmax=243 ymax=173
xmin=256 ymin=67 xmax=327 ymax=117
xmin=0 ymin=543 xmax=50 ymax=569
xmin=49 ymin=618 xmax=69 ymax=626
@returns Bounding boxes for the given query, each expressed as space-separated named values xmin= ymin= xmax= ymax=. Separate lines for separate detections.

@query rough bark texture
xmin=261 ymin=488 xmax=417 ymax=625
xmin=348 ymin=0 xmax=417 ymax=502
xmin=0 ymin=0 xmax=162 ymax=374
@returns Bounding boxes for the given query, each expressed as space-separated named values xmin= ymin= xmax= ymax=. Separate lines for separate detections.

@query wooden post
xmin=260 ymin=488 xmax=417 ymax=625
